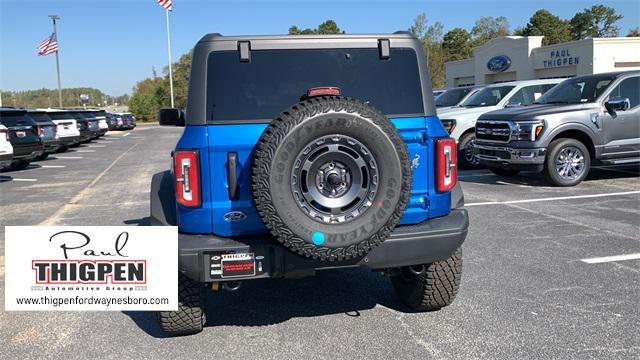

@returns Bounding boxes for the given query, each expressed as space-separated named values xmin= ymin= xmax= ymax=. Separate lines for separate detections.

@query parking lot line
xmin=466 ymin=190 xmax=640 ymax=206
xmin=55 ymin=156 xmax=83 ymax=159
xmin=581 ymin=253 xmax=640 ymax=264
xmin=9 ymin=178 xmax=38 ymax=182
xmin=123 ymin=132 xmax=131 ymax=137
xmin=40 ymin=143 xmax=139 ymax=226
xmin=39 ymin=165 xmax=65 ymax=168
xmin=88 ymin=145 xmax=106 ymax=148
xmin=76 ymin=150 xmax=96 ymax=153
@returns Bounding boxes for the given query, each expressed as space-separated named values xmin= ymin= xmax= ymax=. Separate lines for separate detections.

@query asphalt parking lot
xmin=1 ymin=125 xmax=639 ymax=359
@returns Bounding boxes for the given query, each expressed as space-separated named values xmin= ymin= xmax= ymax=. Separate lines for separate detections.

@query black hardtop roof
xmin=187 ymin=31 xmax=435 ymax=124
xmin=197 ymin=31 xmax=416 ymax=44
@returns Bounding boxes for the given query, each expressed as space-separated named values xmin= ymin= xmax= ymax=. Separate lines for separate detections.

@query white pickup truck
xmin=438 ymin=79 xmax=562 ymax=168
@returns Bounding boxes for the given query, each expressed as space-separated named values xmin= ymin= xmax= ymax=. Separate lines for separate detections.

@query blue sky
xmin=1 ymin=0 xmax=639 ymax=96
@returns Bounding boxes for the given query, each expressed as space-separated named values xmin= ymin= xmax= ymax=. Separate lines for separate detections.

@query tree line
xmin=126 ymin=5 xmax=634 ymax=119
xmin=1 ymin=88 xmax=129 ymax=109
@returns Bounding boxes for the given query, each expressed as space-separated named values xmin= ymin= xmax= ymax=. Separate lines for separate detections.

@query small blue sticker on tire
xmin=311 ymin=232 xmax=325 ymax=246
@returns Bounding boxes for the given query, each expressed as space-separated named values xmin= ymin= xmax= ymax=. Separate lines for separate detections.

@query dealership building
xmin=444 ymin=36 xmax=640 ymax=88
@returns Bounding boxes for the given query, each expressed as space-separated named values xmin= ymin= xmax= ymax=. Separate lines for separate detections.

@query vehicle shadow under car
xmin=458 ymin=165 xmax=640 ymax=187
xmin=122 ymin=216 xmax=420 ymax=338
xmin=125 ymin=267 xmax=414 ymax=338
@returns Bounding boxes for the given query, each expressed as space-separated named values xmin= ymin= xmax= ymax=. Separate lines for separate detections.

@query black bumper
xmin=176 ymin=209 xmax=468 ymax=283
xmin=0 ymin=152 xmax=12 ymax=167
xmin=12 ymin=143 xmax=44 ymax=160
xmin=60 ymin=135 xmax=80 ymax=146
xmin=43 ymin=139 xmax=61 ymax=153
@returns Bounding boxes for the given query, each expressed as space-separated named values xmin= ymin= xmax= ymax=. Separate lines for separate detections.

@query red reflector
xmin=436 ymin=138 xmax=457 ymax=193
xmin=174 ymin=150 xmax=201 ymax=208
xmin=307 ymin=87 xmax=341 ymax=97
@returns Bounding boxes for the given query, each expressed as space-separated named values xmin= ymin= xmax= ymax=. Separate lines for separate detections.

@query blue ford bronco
xmin=151 ymin=32 xmax=469 ymax=335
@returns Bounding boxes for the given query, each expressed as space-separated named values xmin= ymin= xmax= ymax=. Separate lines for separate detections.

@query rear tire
xmin=543 ymin=138 xmax=590 ymax=187
xmin=489 ymin=167 xmax=520 ymax=177
xmin=35 ymin=153 xmax=49 ymax=161
xmin=391 ymin=247 xmax=462 ymax=311
xmin=458 ymin=133 xmax=480 ymax=169
xmin=158 ymin=274 xmax=207 ymax=336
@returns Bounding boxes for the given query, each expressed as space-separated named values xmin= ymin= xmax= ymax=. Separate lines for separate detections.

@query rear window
xmin=0 ymin=113 xmax=35 ymax=126
xmin=28 ymin=112 xmax=53 ymax=122
xmin=48 ymin=112 xmax=74 ymax=120
xmin=206 ymin=48 xmax=424 ymax=123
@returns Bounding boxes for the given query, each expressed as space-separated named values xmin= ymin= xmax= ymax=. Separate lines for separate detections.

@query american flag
xmin=157 ymin=0 xmax=172 ymax=11
xmin=38 ymin=33 xmax=58 ymax=56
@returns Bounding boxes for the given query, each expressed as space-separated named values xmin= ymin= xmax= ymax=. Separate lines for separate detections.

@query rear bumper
xmin=0 ymin=153 xmax=12 ymax=167
xmin=174 ymin=209 xmax=468 ymax=283
xmin=42 ymin=139 xmax=61 ymax=153
xmin=60 ymin=135 xmax=80 ymax=146
xmin=12 ymin=144 xmax=44 ymax=160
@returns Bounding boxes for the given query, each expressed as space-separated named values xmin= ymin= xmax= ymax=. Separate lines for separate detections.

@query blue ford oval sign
xmin=487 ymin=55 xmax=511 ymax=72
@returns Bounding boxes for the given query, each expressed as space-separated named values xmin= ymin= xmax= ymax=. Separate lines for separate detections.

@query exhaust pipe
xmin=222 ymin=281 xmax=242 ymax=292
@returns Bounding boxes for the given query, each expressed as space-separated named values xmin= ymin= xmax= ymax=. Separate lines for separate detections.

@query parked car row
xmin=435 ymin=71 xmax=640 ymax=186
xmin=0 ymin=108 xmax=136 ymax=171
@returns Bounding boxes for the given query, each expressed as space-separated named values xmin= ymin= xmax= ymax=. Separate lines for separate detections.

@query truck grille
xmin=476 ymin=121 xmax=511 ymax=142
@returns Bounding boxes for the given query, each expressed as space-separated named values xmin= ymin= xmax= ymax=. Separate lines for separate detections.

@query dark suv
xmin=0 ymin=108 xmax=44 ymax=170
xmin=152 ymin=33 xmax=468 ymax=336
xmin=27 ymin=110 xmax=61 ymax=160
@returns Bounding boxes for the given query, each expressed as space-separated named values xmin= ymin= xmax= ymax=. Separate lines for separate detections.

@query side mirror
xmin=605 ymin=97 xmax=630 ymax=113
xmin=159 ymin=108 xmax=185 ymax=126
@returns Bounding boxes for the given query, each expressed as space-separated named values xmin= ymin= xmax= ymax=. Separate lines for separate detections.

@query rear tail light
xmin=174 ymin=150 xmax=201 ymax=208
xmin=37 ymin=126 xmax=44 ymax=137
xmin=436 ymin=138 xmax=457 ymax=193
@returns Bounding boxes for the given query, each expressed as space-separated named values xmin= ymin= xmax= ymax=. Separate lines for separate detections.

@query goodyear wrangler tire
xmin=252 ymin=96 xmax=411 ymax=261
xmin=158 ymin=274 xmax=206 ymax=336
xmin=391 ymin=247 xmax=462 ymax=311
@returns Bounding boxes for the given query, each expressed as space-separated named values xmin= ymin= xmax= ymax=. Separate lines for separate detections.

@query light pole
xmin=165 ymin=9 xmax=174 ymax=108
xmin=49 ymin=15 xmax=63 ymax=107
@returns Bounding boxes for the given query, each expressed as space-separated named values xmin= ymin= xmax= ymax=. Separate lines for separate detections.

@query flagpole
xmin=165 ymin=9 xmax=174 ymax=108
xmin=49 ymin=15 xmax=63 ymax=107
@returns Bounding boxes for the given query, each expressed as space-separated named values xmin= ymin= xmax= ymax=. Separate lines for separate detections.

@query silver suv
xmin=474 ymin=71 xmax=640 ymax=186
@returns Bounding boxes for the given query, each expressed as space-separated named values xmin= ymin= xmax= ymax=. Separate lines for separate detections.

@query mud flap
xmin=150 ymin=170 xmax=177 ymax=226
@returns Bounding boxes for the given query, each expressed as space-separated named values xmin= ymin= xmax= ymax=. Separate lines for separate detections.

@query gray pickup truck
xmin=473 ymin=71 xmax=639 ymax=186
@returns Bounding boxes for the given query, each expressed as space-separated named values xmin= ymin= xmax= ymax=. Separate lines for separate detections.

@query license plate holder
xmin=210 ymin=252 xmax=256 ymax=279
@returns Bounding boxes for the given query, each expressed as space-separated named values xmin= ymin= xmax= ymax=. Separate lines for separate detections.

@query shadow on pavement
xmin=125 ymin=267 xmax=411 ymax=338
xmin=459 ymin=165 xmax=639 ymax=186
xmin=123 ymin=217 xmax=150 ymax=226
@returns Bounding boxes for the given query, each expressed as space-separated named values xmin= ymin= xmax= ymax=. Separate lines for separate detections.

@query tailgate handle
xmin=227 ymin=152 xmax=239 ymax=200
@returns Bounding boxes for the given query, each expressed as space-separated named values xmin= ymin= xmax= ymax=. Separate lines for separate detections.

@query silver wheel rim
xmin=291 ymin=134 xmax=379 ymax=224
xmin=555 ymin=145 xmax=585 ymax=180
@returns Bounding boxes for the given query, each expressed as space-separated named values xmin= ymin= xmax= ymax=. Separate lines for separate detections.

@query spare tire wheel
xmin=252 ymin=96 xmax=411 ymax=261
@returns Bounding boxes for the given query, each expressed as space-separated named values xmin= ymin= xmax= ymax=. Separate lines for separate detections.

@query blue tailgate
xmin=175 ymin=116 xmax=451 ymax=236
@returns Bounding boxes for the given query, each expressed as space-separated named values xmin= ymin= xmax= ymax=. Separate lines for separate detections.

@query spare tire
xmin=252 ymin=96 xmax=411 ymax=261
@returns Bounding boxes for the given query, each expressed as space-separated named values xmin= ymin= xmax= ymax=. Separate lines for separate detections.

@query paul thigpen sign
xmin=5 ymin=226 xmax=178 ymax=311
